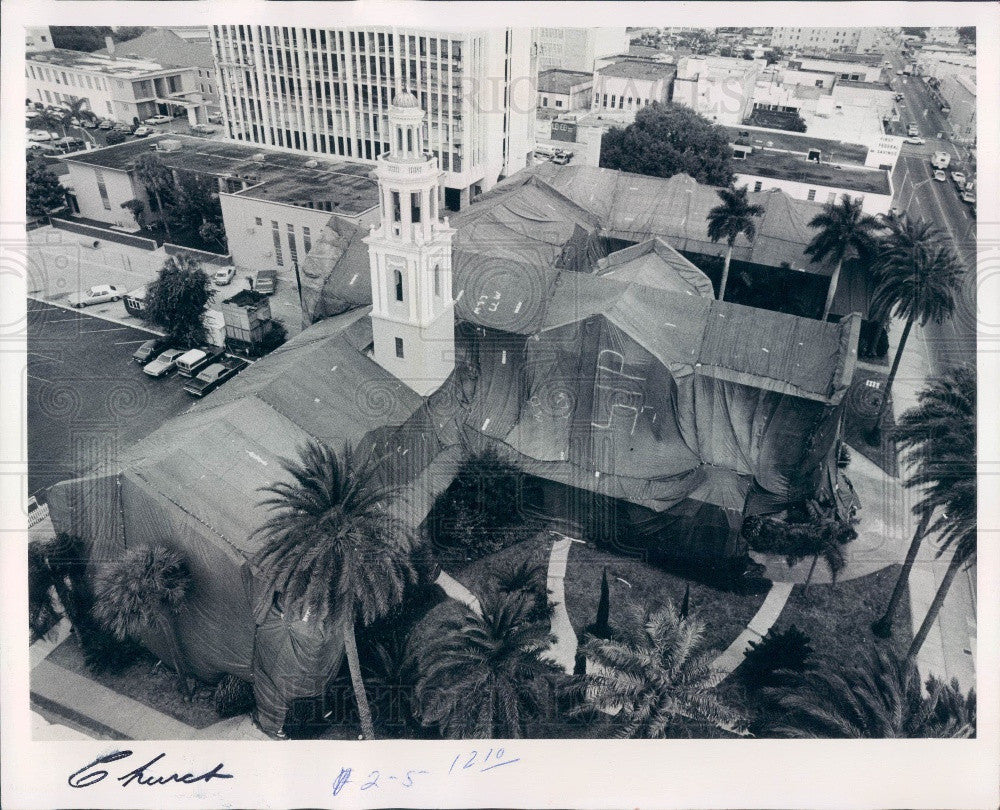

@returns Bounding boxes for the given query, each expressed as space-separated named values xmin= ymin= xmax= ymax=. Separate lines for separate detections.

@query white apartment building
xmin=26 ymin=47 xmax=206 ymax=125
xmin=592 ymin=60 xmax=676 ymax=120
xmin=671 ymin=55 xmax=762 ymax=126
xmin=533 ymin=28 xmax=629 ymax=74
xmin=211 ymin=25 xmax=536 ymax=211
xmin=26 ymin=26 xmax=54 ymax=53
xmin=769 ymin=27 xmax=884 ymax=54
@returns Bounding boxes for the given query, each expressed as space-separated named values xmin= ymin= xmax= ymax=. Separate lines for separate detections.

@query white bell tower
xmin=364 ymin=92 xmax=455 ymax=397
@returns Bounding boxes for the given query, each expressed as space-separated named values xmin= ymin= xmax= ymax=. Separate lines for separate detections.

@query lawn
xmin=448 ymin=530 xmax=553 ymax=595
xmin=46 ymin=635 xmax=217 ymax=729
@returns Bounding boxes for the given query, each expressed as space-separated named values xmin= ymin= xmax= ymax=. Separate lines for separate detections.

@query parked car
xmin=98 ymin=119 xmax=115 ymax=130
xmin=253 ymin=268 xmax=277 ymax=295
xmin=132 ymin=126 xmax=153 ymax=138
xmin=175 ymin=346 xmax=225 ymax=378
xmin=67 ymin=284 xmax=121 ymax=308
xmin=213 ymin=266 xmax=236 ymax=286
xmin=143 ymin=347 xmax=187 ymax=378
xmin=28 ymin=130 xmax=56 ymax=142
xmin=906 ymin=124 xmax=919 ymax=137
xmin=81 ymin=118 xmax=100 ymax=129
xmin=950 ymin=171 xmax=966 ymax=188
xmin=207 ymin=112 xmax=224 ymax=124
xmin=933 ymin=169 xmax=947 ymax=182
xmin=113 ymin=122 xmax=132 ymax=132
xmin=552 ymin=150 xmax=573 ymax=165
xmin=183 ymin=357 xmax=248 ymax=397
xmin=190 ymin=124 xmax=217 ymax=135
xmin=132 ymin=337 xmax=169 ymax=364
xmin=903 ymin=136 xmax=925 ymax=145
xmin=960 ymin=190 xmax=976 ymax=205
xmin=53 ymin=136 xmax=86 ymax=152
xmin=144 ymin=115 xmax=172 ymax=125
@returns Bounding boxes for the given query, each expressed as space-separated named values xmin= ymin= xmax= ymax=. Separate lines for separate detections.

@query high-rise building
xmin=211 ymin=26 xmax=535 ymax=210
xmin=365 ymin=93 xmax=455 ymax=396
xmin=532 ymin=27 xmax=629 ymax=73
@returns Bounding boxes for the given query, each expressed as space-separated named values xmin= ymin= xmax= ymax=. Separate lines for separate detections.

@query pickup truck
xmin=183 ymin=357 xmax=248 ymax=397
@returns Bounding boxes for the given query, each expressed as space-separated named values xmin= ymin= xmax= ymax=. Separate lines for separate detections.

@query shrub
xmin=739 ymin=625 xmax=815 ymax=690
xmin=742 ymin=507 xmax=858 ymax=585
xmin=105 ymin=129 xmax=128 ymax=145
xmin=214 ymin=674 xmax=256 ymax=718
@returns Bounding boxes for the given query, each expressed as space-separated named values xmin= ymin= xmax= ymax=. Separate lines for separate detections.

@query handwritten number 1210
xmin=449 ymin=748 xmax=519 ymax=774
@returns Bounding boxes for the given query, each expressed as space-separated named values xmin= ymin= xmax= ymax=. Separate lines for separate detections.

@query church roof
xmin=391 ymin=91 xmax=421 ymax=108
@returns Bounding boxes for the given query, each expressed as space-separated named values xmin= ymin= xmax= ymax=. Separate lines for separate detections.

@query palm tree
xmin=765 ymin=647 xmax=974 ymax=737
xmin=706 ymin=185 xmax=765 ymax=301
xmin=579 ymin=600 xmax=746 ymax=738
xmin=873 ymin=366 xmax=975 ymax=641
xmin=253 ymin=440 xmax=417 ymax=740
xmin=61 ymin=97 xmax=98 ymax=132
xmin=28 ymin=540 xmax=62 ymax=643
xmin=410 ymin=589 xmax=563 ymax=738
xmin=28 ymin=108 xmax=66 ymax=138
xmin=93 ymin=543 xmax=194 ymax=695
xmin=131 ymin=154 xmax=175 ymax=237
xmin=864 ymin=216 xmax=963 ymax=444
xmin=804 ymin=194 xmax=881 ymax=320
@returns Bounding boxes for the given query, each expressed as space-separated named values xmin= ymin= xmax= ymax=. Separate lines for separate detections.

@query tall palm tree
xmin=706 ymin=185 xmax=765 ymax=301
xmin=28 ymin=108 xmax=66 ymax=138
xmin=873 ymin=366 xmax=975 ymax=641
xmin=410 ymin=589 xmax=563 ymax=738
xmin=61 ymin=97 xmax=98 ymax=129
xmin=865 ymin=216 xmax=963 ymax=444
xmin=253 ymin=440 xmax=417 ymax=740
xmin=131 ymin=153 xmax=175 ymax=237
xmin=765 ymin=647 xmax=974 ymax=738
xmin=93 ymin=543 xmax=194 ymax=695
xmin=579 ymin=600 xmax=746 ymax=738
xmin=804 ymin=194 xmax=881 ymax=320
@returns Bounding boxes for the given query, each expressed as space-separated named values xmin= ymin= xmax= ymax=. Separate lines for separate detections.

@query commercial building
xmin=26 ymin=26 xmax=54 ymax=53
xmin=210 ymin=25 xmax=536 ymax=211
xmin=591 ymin=59 xmax=676 ymax=120
xmin=938 ymin=73 xmax=976 ymax=142
xmin=533 ymin=27 xmax=629 ymax=73
xmin=97 ymin=28 xmax=220 ymax=112
xmin=915 ymin=46 xmax=975 ymax=82
xmin=671 ymin=55 xmax=761 ymax=126
xmin=25 ymin=45 xmax=207 ymax=125
xmin=58 ymin=135 xmax=379 ymax=281
xmin=926 ymin=27 xmax=961 ymax=46
xmin=785 ymin=57 xmax=886 ymax=84
xmin=768 ymin=27 xmax=885 ymax=54
xmin=537 ymin=69 xmax=593 ymax=111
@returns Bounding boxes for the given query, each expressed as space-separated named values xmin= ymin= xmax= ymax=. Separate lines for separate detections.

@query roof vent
xmin=304 ymin=159 xmax=318 ymax=168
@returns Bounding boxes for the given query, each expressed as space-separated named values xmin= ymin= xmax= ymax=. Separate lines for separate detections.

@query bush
xmin=742 ymin=508 xmax=857 ymax=584
xmin=739 ymin=625 xmax=815 ymax=690
xmin=213 ymin=674 xmax=256 ymax=718
xmin=105 ymin=130 xmax=128 ymax=145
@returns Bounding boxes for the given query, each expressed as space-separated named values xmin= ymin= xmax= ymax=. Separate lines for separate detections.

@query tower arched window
xmin=407 ymin=128 xmax=414 ymax=153
xmin=394 ymin=269 xmax=404 ymax=302
xmin=433 ymin=263 xmax=441 ymax=296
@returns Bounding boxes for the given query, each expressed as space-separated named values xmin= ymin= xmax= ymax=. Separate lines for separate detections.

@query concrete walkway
xmin=711 ymin=582 xmax=794 ymax=678
xmin=435 ymin=570 xmax=482 ymax=615
xmin=542 ymin=532 xmax=578 ymax=674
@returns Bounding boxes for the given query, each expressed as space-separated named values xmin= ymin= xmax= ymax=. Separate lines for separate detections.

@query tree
xmin=956 ymin=27 xmax=975 ymax=45
xmin=706 ymin=185 xmax=765 ymax=300
xmin=168 ymin=171 xmax=224 ymax=236
xmin=105 ymin=130 xmax=128 ymax=146
xmin=144 ymin=253 xmax=213 ymax=347
xmin=28 ymin=108 xmax=66 ymax=138
xmin=578 ymin=600 xmax=746 ymax=738
xmin=865 ymin=217 xmax=963 ymax=444
xmin=804 ymin=194 xmax=881 ymax=320
xmin=873 ymin=367 xmax=975 ymax=639
xmin=113 ymin=26 xmax=149 ymax=43
xmin=764 ymin=47 xmax=785 ymax=65
xmin=765 ymin=647 xmax=974 ymax=737
xmin=253 ymin=440 xmax=418 ymax=740
xmin=61 ymin=97 xmax=98 ymax=131
xmin=50 ymin=26 xmax=114 ymax=52
xmin=121 ymin=198 xmax=146 ymax=229
xmin=902 ymin=368 xmax=976 ymax=661
xmin=198 ymin=222 xmax=227 ymax=252
xmin=93 ymin=544 xmax=195 ymax=696
xmin=26 ymin=158 xmax=66 ymax=218
xmin=410 ymin=589 xmax=563 ymax=738
xmin=599 ymin=103 xmax=734 ymax=187
xmin=132 ymin=154 xmax=176 ymax=237
xmin=739 ymin=625 xmax=814 ymax=691
xmin=28 ymin=540 xmax=63 ymax=643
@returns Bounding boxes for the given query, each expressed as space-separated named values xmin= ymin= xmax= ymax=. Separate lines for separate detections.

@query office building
xmin=26 ymin=45 xmax=207 ymax=125
xmin=532 ymin=27 xmax=629 ymax=73
xmin=211 ymin=25 xmax=535 ymax=210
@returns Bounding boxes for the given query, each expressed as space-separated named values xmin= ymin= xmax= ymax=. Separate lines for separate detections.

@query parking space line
xmin=114 ymin=339 xmax=151 ymax=346
xmin=78 ymin=326 xmax=130 ymax=334
xmin=27 ymin=373 xmax=51 ymax=383
xmin=28 ymin=352 xmax=62 ymax=363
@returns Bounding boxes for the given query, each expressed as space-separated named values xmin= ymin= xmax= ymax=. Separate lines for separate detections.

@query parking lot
xmin=27 ymin=300 xmax=196 ymax=499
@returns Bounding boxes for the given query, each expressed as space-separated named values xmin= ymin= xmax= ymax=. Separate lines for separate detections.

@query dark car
xmin=183 ymin=357 xmax=248 ymax=397
xmin=132 ymin=337 xmax=169 ymax=364
xmin=253 ymin=268 xmax=277 ymax=295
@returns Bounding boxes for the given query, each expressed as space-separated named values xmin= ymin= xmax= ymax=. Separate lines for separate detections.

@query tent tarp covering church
xmin=47 ymin=165 xmax=858 ymax=737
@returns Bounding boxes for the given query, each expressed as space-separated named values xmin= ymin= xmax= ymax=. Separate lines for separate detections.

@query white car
xmin=132 ymin=126 xmax=153 ymax=138
xmin=933 ymin=170 xmax=947 ymax=182
xmin=144 ymin=115 xmax=172 ymax=125
xmin=213 ymin=266 xmax=236 ymax=286
xmin=67 ymin=284 xmax=121 ymax=308
xmin=950 ymin=171 xmax=966 ymax=187
xmin=28 ymin=130 xmax=56 ymax=142
xmin=903 ymin=136 xmax=925 ymax=145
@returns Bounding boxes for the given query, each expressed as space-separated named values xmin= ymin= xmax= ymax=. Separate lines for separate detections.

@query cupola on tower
xmin=364 ymin=92 xmax=456 ymax=397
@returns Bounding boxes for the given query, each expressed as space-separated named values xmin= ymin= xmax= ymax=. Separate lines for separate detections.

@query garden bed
xmin=46 ymin=636 xmax=216 ymax=729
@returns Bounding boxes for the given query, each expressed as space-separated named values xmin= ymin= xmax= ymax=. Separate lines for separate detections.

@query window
xmin=411 ymin=192 xmax=422 ymax=223
xmin=395 ymin=337 xmax=404 ymax=358
xmin=753 ymin=181 xmax=762 ymax=192
xmin=807 ymin=189 xmax=817 ymax=201
xmin=394 ymin=269 xmax=404 ymax=302
xmin=391 ymin=191 xmax=401 ymax=222
xmin=542 ymin=97 xmax=548 ymax=107
xmin=433 ymin=263 xmax=441 ymax=297
xmin=287 ymin=223 xmax=298 ymax=269
xmin=95 ymin=169 xmax=111 ymax=211
xmin=255 ymin=217 xmax=263 ymax=226
xmin=827 ymin=192 xmax=837 ymax=203
xmin=302 ymin=226 xmax=311 ymax=253
xmin=271 ymin=221 xmax=283 ymax=266
xmin=106 ymin=100 xmax=113 ymax=114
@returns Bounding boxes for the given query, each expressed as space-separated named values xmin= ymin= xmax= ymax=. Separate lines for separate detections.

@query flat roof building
xmin=592 ymin=59 xmax=676 ymax=120
xmin=537 ymin=69 xmax=593 ymax=112
xmin=533 ymin=27 xmax=629 ymax=73
xmin=671 ymin=55 xmax=762 ymax=126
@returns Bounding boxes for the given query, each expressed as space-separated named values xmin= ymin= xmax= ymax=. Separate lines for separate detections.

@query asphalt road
xmin=27 ymin=300 xmax=195 ymax=499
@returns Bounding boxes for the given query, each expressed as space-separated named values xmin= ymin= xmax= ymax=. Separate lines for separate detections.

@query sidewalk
xmin=883 ymin=316 xmax=976 ymax=692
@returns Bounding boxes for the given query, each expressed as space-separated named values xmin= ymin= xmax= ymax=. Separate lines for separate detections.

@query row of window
xmin=597 ymin=93 xmax=655 ymax=110
xmin=749 ymin=179 xmax=865 ymax=206
xmin=539 ymin=96 xmax=564 ymax=108
xmin=28 ymin=63 xmax=111 ymax=91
